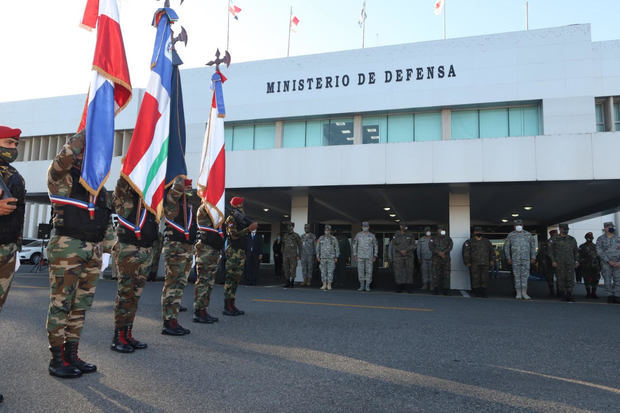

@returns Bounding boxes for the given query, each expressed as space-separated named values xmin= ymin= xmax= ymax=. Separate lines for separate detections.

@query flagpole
xmin=287 ymin=6 xmax=292 ymax=57
xmin=226 ymin=0 xmax=231 ymax=50
xmin=443 ymin=0 xmax=446 ymax=40
xmin=526 ymin=1 xmax=529 ymax=30
xmin=362 ymin=10 xmax=366 ymax=48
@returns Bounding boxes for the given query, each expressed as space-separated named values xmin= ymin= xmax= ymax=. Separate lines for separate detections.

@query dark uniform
xmin=548 ymin=224 xmax=579 ymax=301
xmin=429 ymin=226 xmax=453 ymax=294
xmin=193 ymin=203 xmax=222 ymax=323
xmin=462 ymin=227 xmax=494 ymax=297
xmin=282 ymin=222 xmax=302 ymax=287
xmin=390 ymin=224 xmax=415 ymax=292
xmin=537 ymin=230 xmax=558 ymax=296
xmin=578 ymin=232 xmax=601 ymax=298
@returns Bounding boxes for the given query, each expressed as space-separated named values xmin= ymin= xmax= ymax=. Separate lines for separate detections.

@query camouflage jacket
xmin=504 ymin=230 xmax=536 ymax=262
xmin=391 ymin=231 xmax=415 ymax=259
xmin=462 ymin=237 xmax=494 ymax=266
xmin=316 ymin=234 xmax=339 ymax=260
xmin=282 ymin=231 xmax=302 ymax=257
xmin=596 ymin=233 xmax=620 ymax=263
xmin=301 ymin=232 xmax=316 ymax=257
xmin=225 ymin=207 xmax=251 ymax=250
xmin=416 ymin=236 xmax=433 ymax=260
xmin=429 ymin=235 xmax=453 ymax=259
xmin=163 ymin=177 xmax=198 ymax=243
xmin=352 ymin=231 xmax=378 ymax=259
xmin=548 ymin=235 xmax=578 ymax=265
xmin=0 ymin=159 xmax=25 ymax=246
xmin=578 ymin=241 xmax=600 ymax=272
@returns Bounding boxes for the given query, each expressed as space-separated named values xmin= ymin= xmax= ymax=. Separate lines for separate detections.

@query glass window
xmin=480 ymin=108 xmax=508 ymax=138
xmin=414 ymin=112 xmax=442 ymax=141
xmin=522 ymin=106 xmax=539 ymax=136
xmin=614 ymin=102 xmax=620 ymax=130
xmin=254 ymin=124 xmax=275 ymax=150
xmin=224 ymin=127 xmax=233 ymax=150
xmin=306 ymin=119 xmax=328 ymax=147
xmin=326 ymin=118 xmax=354 ymax=145
xmin=387 ymin=114 xmax=414 ymax=143
xmin=362 ymin=116 xmax=387 ymax=144
xmin=232 ymin=125 xmax=254 ymax=151
xmin=282 ymin=121 xmax=306 ymax=148
xmin=451 ymin=110 xmax=479 ymax=139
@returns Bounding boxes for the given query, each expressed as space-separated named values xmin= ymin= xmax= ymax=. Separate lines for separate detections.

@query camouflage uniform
xmin=316 ymin=233 xmax=339 ymax=284
xmin=548 ymin=234 xmax=579 ymax=297
xmin=578 ymin=239 xmax=601 ymax=290
xmin=596 ymin=230 xmax=620 ymax=299
xmin=391 ymin=230 xmax=415 ymax=286
xmin=282 ymin=226 xmax=302 ymax=285
xmin=462 ymin=236 xmax=494 ymax=291
xmin=224 ymin=205 xmax=252 ymax=304
xmin=194 ymin=204 xmax=221 ymax=313
xmin=300 ymin=230 xmax=316 ymax=285
xmin=537 ymin=232 xmax=557 ymax=295
xmin=45 ymin=132 xmax=115 ymax=348
xmin=352 ymin=229 xmax=378 ymax=290
xmin=429 ymin=234 xmax=453 ymax=292
xmin=417 ymin=235 xmax=433 ymax=289
xmin=504 ymin=229 xmax=536 ymax=298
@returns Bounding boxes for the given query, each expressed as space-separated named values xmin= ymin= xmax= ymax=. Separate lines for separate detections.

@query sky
xmin=1 ymin=0 xmax=620 ymax=104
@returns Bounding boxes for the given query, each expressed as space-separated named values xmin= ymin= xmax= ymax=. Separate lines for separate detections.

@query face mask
xmin=276 ymin=237 xmax=280 ymax=241
xmin=324 ymin=231 xmax=329 ymax=235
xmin=440 ymin=230 xmax=446 ymax=236
xmin=560 ymin=230 xmax=568 ymax=236
xmin=474 ymin=233 xmax=481 ymax=238
xmin=515 ymin=225 xmax=523 ymax=232
xmin=362 ymin=227 xmax=369 ymax=232
xmin=609 ymin=228 xmax=616 ymax=234
xmin=425 ymin=231 xmax=431 ymax=236
xmin=586 ymin=237 xmax=593 ymax=241
xmin=305 ymin=228 xmax=310 ymax=233
xmin=251 ymin=230 xmax=257 ymax=235
xmin=0 ymin=147 xmax=18 ymax=164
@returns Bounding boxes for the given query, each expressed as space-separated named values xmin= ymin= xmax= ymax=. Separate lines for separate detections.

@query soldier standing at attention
xmin=578 ymin=232 xmax=601 ymax=299
xmin=223 ymin=197 xmax=257 ymax=315
xmin=549 ymin=223 xmax=579 ymax=302
xmin=504 ymin=220 xmax=537 ymax=300
xmin=300 ymin=224 xmax=316 ymax=286
xmin=417 ymin=227 xmax=433 ymax=290
xmin=538 ymin=230 xmax=558 ymax=297
xmin=353 ymin=221 xmax=378 ymax=292
xmin=111 ymin=176 xmax=158 ymax=353
xmin=462 ymin=227 xmax=494 ymax=298
xmin=0 ymin=126 xmax=25 ymax=400
xmin=316 ymin=224 xmax=339 ymax=290
xmin=596 ymin=222 xmax=620 ymax=304
xmin=282 ymin=222 xmax=302 ymax=288
xmin=46 ymin=131 xmax=115 ymax=377
xmin=429 ymin=225 xmax=453 ymax=295
xmin=391 ymin=223 xmax=415 ymax=293
xmin=161 ymin=177 xmax=197 ymax=336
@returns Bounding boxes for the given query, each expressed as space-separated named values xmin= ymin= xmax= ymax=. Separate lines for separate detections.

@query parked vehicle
xmin=19 ymin=240 xmax=48 ymax=265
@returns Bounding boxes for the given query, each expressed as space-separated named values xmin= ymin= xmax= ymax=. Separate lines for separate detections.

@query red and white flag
xmin=229 ymin=2 xmax=241 ymax=20
xmin=434 ymin=0 xmax=444 ymax=15
xmin=290 ymin=15 xmax=300 ymax=33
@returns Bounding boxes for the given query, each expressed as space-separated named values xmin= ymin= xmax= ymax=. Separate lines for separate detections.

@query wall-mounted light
xmin=263 ymin=208 xmax=269 ymax=212
xmin=523 ymin=206 xmax=533 ymax=211
xmin=501 ymin=219 xmax=508 ymax=223
xmin=383 ymin=207 xmax=391 ymax=211
xmin=511 ymin=213 xmax=519 ymax=217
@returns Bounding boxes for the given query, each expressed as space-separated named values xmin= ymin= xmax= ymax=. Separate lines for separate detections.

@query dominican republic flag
xmin=78 ymin=0 xmax=132 ymax=197
xmin=434 ymin=0 xmax=444 ymax=15
xmin=164 ymin=48 xmax=187 ymax=187
xmin=290 ymin=15 xmax=300 ymax=33
xmin=229 ymin=2 xmax=241 ymax=20
xmin=197 ymin=71 xmax=227 ymax=228
xmin=359 ymin=1 xmax=367 ymax=27
xmin=121 ymin=7 xmax=178 ymax=219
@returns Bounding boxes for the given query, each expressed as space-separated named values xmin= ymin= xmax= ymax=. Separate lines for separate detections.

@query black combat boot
xmin=223 ymin=299 xmax=238 ymax=316
xmin=432 ymin=288 xmax=439 ymax=295
xmin=193 ymin=309 xmax=216 ymax=324
xmin=205 ymin=311 xmax=219 ymax=322
xmin=547 ymin=284 xmax=554 ymax=297
xmin=0 ymin=393 xmax=3 ymax=403
xmin=48 ymin=346 xmax=82 ymax=378
xmin=585 ymin=286 xmax=591 ymax=298
xmin=566 ymin=292 xmax=575 ymax=302
xmin=591 ymin=286 xmax=599 ymax=299
xmin=162 ymin=319 xmax=186 ymax=336
xmin=111 ymin=328 xmax=135 ymax=353
xmin=179 ymin=305 xmax=188 ymax=312
xmin=480 ymin=288 xmax=488 ymax=298
xmin=608 ymin=295 xmax=615 ymax=304
xmin=442 ymin=289 xmax=450 ymax=296
xmin=396 ymin=284 xmax=404 ymax=293
xmin=289 ymin=278 xmax=295 ymax=288
xmin=126 ymin=325 xmax=147 ymax=349
xmin=231 ymin=299 xmax=245 ymax=315
xmin=64 ymin=341 xmax=97 ymax=373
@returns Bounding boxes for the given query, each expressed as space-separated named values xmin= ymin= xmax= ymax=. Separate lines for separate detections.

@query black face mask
xmin=474 ymin=233 xmax=481 ymax=238
xmin=0 ymin=147 xmax=18 ymax=164
xmin=609 ymin=228 xmax=616 ymax=234
xmin=586 ymin=237 xmax=594 ymax=242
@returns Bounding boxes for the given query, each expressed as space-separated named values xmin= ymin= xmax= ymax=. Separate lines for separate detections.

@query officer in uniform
xmin=548 ymin=223 xmax=579 ymax=302
xmin=504 ymin=220 xmax=536 ymax=300
xmin=390 ymin=222 xmax=415 ymax=292
xmin=417 ymin=227 xmax=433 ymax=290
xmin=0 ymin=126 xmax=25 ymax=401
xmin=300 ymin=224 xmax=316 ymax=286
xmin=353 ymin=221 xmax=378 ymax=291
xmin=462 ymin=227 xmax=494 ymax=298
xmin=538 ymin=230 xmax=558 ymax=297
xmin=111 ymin=176 xmax=158 ymax=353
xmin=223 ymin=197 xmax=257 ymax=315
xmin=429 ymin=225 xmax=453 ymax=295
xmin=596 ymin=222 xmax=620 ymax=304
xmin=282 ymin=221 xmax=302 ymax=288
xmin=161 ymin=177 xmax=197 ymax=336
xmin=316 ymin=224 xmax=339 ymax=290
xmin=46 ymin=131 xmax=115 ymax=377
xmin=578 ymin=232 xmax=601 ymax=298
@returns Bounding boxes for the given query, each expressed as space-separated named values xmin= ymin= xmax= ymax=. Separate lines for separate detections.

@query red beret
xmin=230 ymin=197 xmax=244 ymax=207
xmin=0 ymin=126 xmax=21 ymax=140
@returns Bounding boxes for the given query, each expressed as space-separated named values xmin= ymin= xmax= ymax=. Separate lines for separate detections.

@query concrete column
xmin=353 ymin=115 xmax=363 ymax=145
xmin=449 ymin=190 xmax=470 ymax=290
xmin=274 ymin=121 xmax=283 ymax=148
xmin=605 ymin=97 xmax=614 ymax=132
xmin=290 ymin=191 xmax=309 ymax=281
xmin=615 ymin=212 xmax=620 ymax=229
xmin=441 ymin=109 xmax=451 ymax=140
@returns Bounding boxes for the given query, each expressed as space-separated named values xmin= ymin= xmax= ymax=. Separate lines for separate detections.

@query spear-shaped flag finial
xmin=206 ymin=49 xmax=231 ymax=73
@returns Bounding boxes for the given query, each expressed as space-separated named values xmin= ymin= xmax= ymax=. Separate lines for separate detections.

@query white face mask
xmin=251 ymin=230 xmax=257 ymax=235
xmin=515 ymin=225 xmax=523 ymax=232
xmin=425 ymin=231 xmax=431 ymax=236
xmin=324 ymin=231 xmax=329 ymax=235
xmin=362 ymin=227 xmax=369 ymax=232
xmin=440 ymin=230 xmax=446 ymax=236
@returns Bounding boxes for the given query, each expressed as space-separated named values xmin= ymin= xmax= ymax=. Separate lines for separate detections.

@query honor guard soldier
xmin=391 ymin=223 xmax=415 ymax=293
xmin=161 ymin=177 xmax=197 ymax=336
xmin=316 ymin=224 xmax=339 ymax=290
xmin=417 ymin=227 xmax=433 ymax=290
xmin=282 ymin=221 xmax=302 ymax=288
xmin=353 ymin=221 xmax=378 ymax=291
xmin=223 ymin=197 xmax=257 ymax=315
xmin=596 ymin=222 xmax=620 ymax=304
xmin=46 ymin=131 xmax=115 ymax=378
xmin=111 ymin=176 xmax=158 ymax=353
xmin=300 ymin=224 xmax=316 ymax=286
xmin=548 ymin=224 xmax=579 ymax=302
xmin=504 ymin=220 xmax=536 ymax=300
xmin=429 ymin=225 xmax=453 ymax=295
xmin=578 ymin=232 xmax=601 ymax=298
xmin=462 ymin=227 xmax=494 ymax=297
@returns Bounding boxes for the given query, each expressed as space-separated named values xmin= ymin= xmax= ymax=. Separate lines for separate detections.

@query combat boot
xmin=231 ymin=299 xmax=245 ymax=315
xmin=521 ymin=289 xmax=531 ymax=300
xmin=566 ymin=292 xmax=575 ymax=302
xmin=591 ymin=286 xmax=599 ymax=299
xmin=126 ymin=325 xmax=147 ymax=350
xmin=162 ymin=319 xmax=186 ymax=336
xmin=193 ymin=309 xmax=216 ymax=324
xmin=223 ymin=299 xmax=239 ymax=316
xmin=289 ymin=278 xmax=295 ymax=288
xmin=515 ymin=290 xmax=523 ymax=299
xmin=327 ymin=282 xmax=332 ymax=290
xmin=110 ymin=328 xmax=134 ymax=353
xmin=480 ymin=288 xmax=488 ymax=298
xmin=64 ymin=341 xmax=97 ymax=373
xmin=320 ymin=282 xmax=327 ymax=290
xmin=432 ymin=288 xmax=439 ymax=295
xmin=48 ymin=346 xmax=82 ymax=378
xmin=607 ymin=295 xmax=615 ymax=304
xmin=179 ymin=305 xmax=188 ymax=312
xmin=547 ymin=284 xmax=554 ymax=297
xmin=585 ymin=286 xmax=591 ymax=298
xmin=357 ymin=281 xmax=365 ymax=292
xmin=0 ymin=393 xmax=3 ymax=403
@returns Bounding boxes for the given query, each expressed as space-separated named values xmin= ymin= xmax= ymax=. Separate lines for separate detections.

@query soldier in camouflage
xmin=537 ymin=230 xmax=558 ymax=297
xmin=316 ymin=224 xmax=339 ymax=290
xmin=161 ymin=177 xmax=198 ymax=336
xmin=578 ymin=232 xmax=601 ymax=299
xmin=353 ymin=221 xmax=378 ymax=292
xmin=111 ymin=176 xmax=158 ymax=353
xmin=390 ymin=223 xmax=415 ymax=293
xmin=45 ymin=131 xmax=115 ymax=378
xmin=596 ymin=222 xmax=620 ymax=304
xmin=417 ymin=226 xmax=433 ymax=290
xmin=282 ymin=222 xmax=302 ymax=288
xmin=504 ymin=220 xmax=537 ymax=300
xmin=429 ymin=225 xmax=453 ymax=295
xmin=223 ymin=197 xmax=257 ymax=315
xmin=462 ymin=227 xmax=494 ymax=298
xmin=548 ymin=223 xmax=579 ymax=302
xmin=300 ymin=224 xmax=316 ymax=287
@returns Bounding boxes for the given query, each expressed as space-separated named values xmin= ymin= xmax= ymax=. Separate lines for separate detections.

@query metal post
xmin=526 ymin=1 xmax=529 ymax=30
xmin=287 ymin=6 xmax=292 ymax=57
xmin=226 ymin=0 xmax=231 ymax=50
xmin=443 ymin=0 xmax=446 ymax=39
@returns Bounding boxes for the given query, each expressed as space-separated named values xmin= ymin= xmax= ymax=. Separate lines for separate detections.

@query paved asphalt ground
xmin=1 ymin=270 xmax=619 ymax=413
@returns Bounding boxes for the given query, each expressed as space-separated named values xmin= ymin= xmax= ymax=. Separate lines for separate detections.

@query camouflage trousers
xmin=113 ymin=242 xmax=152 ymax=329
xmin=45 ymin=235 xmax=101 ymax=347
xmin=300 ymin=254 xmax=314 ymax=281
xmin=319 ymin=259 xmax=336 ymax=283
xmin=161 ymin=240 xmax=193 ymax=321
xmin=224 ymin=247 xmax=245 ymax=299
xmin=470 ymin=264 xmax=490 ymax=289
xmin=512 ymin=260 xmax=531 ymax=290
xmin=0 ymin=243 xmax=18 ymax=312
xmin=357 ymin=258 xmax=374 ymax=283
xmin=600 ymin=263 xmax=620 ymax=297
xmin=283 ymin=255 xmax=297 ymax=280
xmin=420 ymin=259 xmax=432 ymax=287
xmin=431 ymin=257 xmax=450 ymax=290
xmin=555 ymin=264 xmax=575 ymax=294
xmin=194 ymin=240 xmax=220 ymax=311
xmin=393 ymin=256 xmax=414 ymax=285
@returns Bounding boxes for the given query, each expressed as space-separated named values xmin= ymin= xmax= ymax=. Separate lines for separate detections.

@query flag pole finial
xmin=206 ymin=49 xmax=232 ymax=72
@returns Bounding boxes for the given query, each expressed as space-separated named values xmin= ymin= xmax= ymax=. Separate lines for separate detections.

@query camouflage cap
xmin=324 ymin=224 xmax=332 ymax=230
xmin=424 ymin=226 xmax=431 ymax=232
xmin=585 ymin=232 xmax=593 ymax=239
xmin=399 ymin=222 xmax=407 ymax=227
xmin=438 ymin=224 xmax=447 ymax=230
xmin=559 ymin=223 xmax=569 ymax=230
xmin=549 ymin=229 xmax=558 ymax=236
xmin=473 ymin=226 xmax=482 ymax=232
xmin=603 ymin=222 xmax=615 ymax=229
xmin=513 ymin=219 xmax=523 ymax=225
xmin=361 ymin=221 xmax=369 ymax=227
